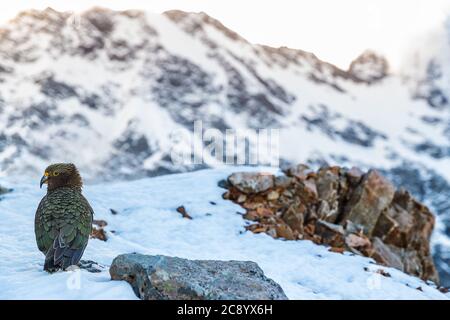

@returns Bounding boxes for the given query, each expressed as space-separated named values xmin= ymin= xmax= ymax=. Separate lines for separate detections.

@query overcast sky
xmin=1 ymin=0 xmax=449 ymax=70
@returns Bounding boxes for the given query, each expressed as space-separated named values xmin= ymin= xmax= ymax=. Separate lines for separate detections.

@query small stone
xmin=93 ymin=219 xmax=108 ymax=227
xmin=256 ymin=207 xmax=273 ymax=217
xmin=0 ymin=185 xmax=13 ymax=195
xmin=275 ymin=224 xmax=296 ymax=240
xmin=376 ymin=269 xmax=391 ymax=277
xmin=90 ymin=227 xmax=107 ymax=241
xmin=303 ymin=179 xmax=318 ymax=198
xmin=328 ymin=247 xmax=345 ymax=254
xmin=267 ymin=190 xmax=279 ymax=201
xmin=282 ymin=189 xmax=293 ymax=197
xmin=217 ymin=179 xmax=230 ymax=189
xmin=344 ymin=220 xmax=366 ymax=234
xmin=176 ymin=206 xmax=193 ymax=219
xmin=266 ymin=227 xmax=277 ymax=238
xmin=237 ymin=194 xmax=247 ymax=203
xmin=243 ymin=211 xmax=259 ymax=221
xmin=345 ymin=233 xmax=371 ymax=249
xmin=282 ymin=164 xmax=311 ymax=179
xmin=282 ymin=205 xmax=304 ymax=233
xmin=79 ymin=260 xmax=105 ymax=273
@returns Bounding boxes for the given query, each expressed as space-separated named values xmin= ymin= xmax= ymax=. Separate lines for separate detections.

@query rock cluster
xmin=110 ymin=253 xmax=288 ymax=300
xmin=223 ymin=164 xmax=439 ymax=284
xmin=91 ymin=219 xmax=108 ymax=241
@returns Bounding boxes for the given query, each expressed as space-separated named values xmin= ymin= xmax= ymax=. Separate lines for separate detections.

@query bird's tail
xmin=44 ymin=234 xmax=87 ymax=272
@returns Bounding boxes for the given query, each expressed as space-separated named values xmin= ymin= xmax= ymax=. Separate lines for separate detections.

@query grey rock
xmin=228 ymin=172 xmax=274 ymax=194
xmin=110 ymin=253 xmax=288 ymax=300
xmin=274 ymin=175 xmax=293 ymax=188
xmin=0 ymin=185 xmax=12 ymax=195
xmin=370 ymin=237 xmax=404 ymax=271
xmin=281 ymin=163 xmax=311 ymax=179
xmin=78 ymin=260 xmax=106 ymax=273
xmin=315 ymin=167 xmax=340 ymax=223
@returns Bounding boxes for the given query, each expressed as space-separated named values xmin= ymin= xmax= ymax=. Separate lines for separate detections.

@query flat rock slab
xmin=228 ymin=172 xmax=274 ymax=194
xmin=110 ymin=253 xmax=288 ymax=300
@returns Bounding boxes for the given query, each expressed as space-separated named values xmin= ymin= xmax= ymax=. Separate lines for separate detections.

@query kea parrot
xmin=35 ymin=163 xmax=93 ymax=272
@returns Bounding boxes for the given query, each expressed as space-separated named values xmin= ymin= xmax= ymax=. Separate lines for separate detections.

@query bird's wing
xmin=50 ymin=195 xmax=93 ymax=270
xmin=35 ymin=196 xmax=54 ymax=253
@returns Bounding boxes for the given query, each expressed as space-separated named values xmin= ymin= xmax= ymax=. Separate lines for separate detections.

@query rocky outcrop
xmin=109 ymin=253 xmax=288 ymax=300
xmin=224 ymin=164 xmax=439 ymax=284
xmin=348 ymin=50 xmax=389 ymax=83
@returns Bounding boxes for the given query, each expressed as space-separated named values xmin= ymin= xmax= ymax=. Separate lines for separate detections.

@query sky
xmin=0 ymin=0 xmax=449 ymax=70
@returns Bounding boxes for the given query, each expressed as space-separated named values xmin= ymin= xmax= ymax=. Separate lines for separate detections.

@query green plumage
xmin=34 ymin=163 xmax=93 ymax=272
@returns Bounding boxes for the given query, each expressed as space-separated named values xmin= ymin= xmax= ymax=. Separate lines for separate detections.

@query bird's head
xmin=40 ymin=163 xmax=83 ymax=191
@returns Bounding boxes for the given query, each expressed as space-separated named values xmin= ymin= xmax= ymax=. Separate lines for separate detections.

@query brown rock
xmin=315 ymin=220 xmax=345 ymax=247
xmin=391 ymin=189 xmax=435 ymax=246
xmin=315 ymin=167 xmax=340 ymax=223
xmin=91 ymin=226 xmax=107 ymax=241
xmin=282 ymin=163 xmax=311 ymax=179
xmin=176 ymin=206 xmax=193 ymax=219
xmin=256 ymin=207 xmax=273 ymax=217
xmin=295 ymin=179 xmax=319 ymax=204
xmin=345 ymin=233 xmax=371 ymax=250
xmin=372 ymin=209 xmax=398 ymax=240
xmin=267 ymin=190 xmax=280 ymax=201
xmin=225 ymin=165 xmax=440 ymax=284
xmin=316 ymin=167 xmax=339 ymax=200
xmin=275 ymin=224 xmax=296 ymax=240
xmin=346 ymin=167 xmax=364 ymax=186
xmin=402 ymin=250 xmax=423 ymax=279
xmin=237 ymin=194 xmax=247 ymax=203
xmin=380 ymin=205 xmax=413 ymax=247
xmin=344 ymin=220 xmax=366 ymax=234
xmin=282 ymin=205 xmax=304 ymax=233
xmin=341 ymin=170 xmax=395 ymax=236
xmin=243 ymin=210 xmax=259 ymax=221
xmin=317 ymin=200 xmax=339 ymax=224
xmin=328 ymin=247 xmax=345 ymax=254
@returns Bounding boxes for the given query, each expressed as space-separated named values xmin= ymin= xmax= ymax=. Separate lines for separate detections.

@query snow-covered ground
xmin=0 ymin=167 xmax=447 ymax=300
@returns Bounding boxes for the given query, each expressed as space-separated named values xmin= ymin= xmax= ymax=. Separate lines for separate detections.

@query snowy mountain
xmin=0 ymin=7 xmax=449 ymax=286
xmin=0 ymin=168 xmax=448 ymax=299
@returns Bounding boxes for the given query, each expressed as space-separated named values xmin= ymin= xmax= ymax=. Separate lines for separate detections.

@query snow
xmin=0 ymin=168 xmax=447 ymax=300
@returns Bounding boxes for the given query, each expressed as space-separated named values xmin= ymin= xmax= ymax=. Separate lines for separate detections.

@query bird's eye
xmin=53 ymin=172 xmax=59 ymax=176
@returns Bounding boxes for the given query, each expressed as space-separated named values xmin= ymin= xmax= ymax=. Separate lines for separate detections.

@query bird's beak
xmin=40 ymin=174 xmax=48 ymax=189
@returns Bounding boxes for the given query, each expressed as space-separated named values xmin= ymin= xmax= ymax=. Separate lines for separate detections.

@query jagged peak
xmin=163 ymin=9 xmax=248 ymax=43
xmin=6 ymin=7 xmax=69 ymax=26
xmin=348 ymin=49 xmax=389 ymax=83
xmin=4 ymin=6 xmax=145 ymax=29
